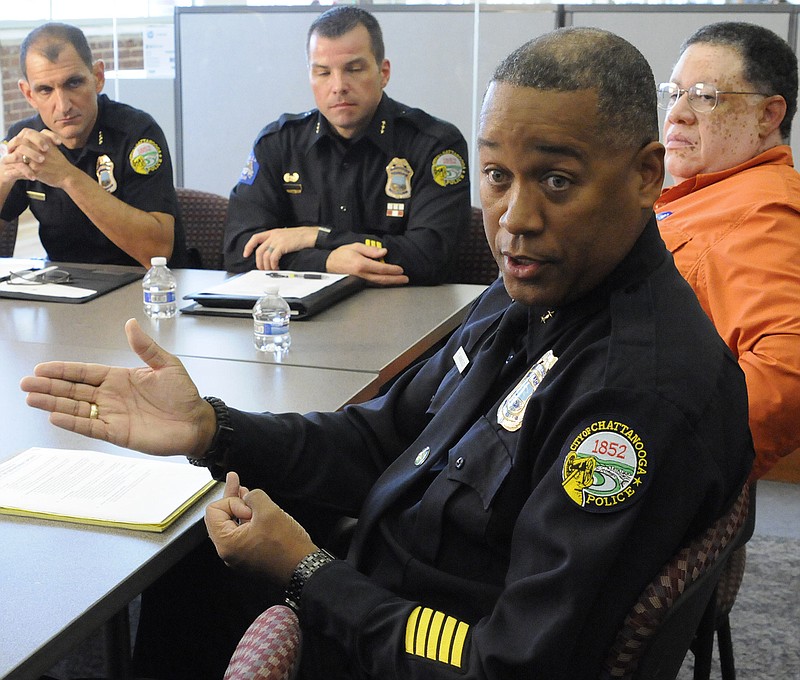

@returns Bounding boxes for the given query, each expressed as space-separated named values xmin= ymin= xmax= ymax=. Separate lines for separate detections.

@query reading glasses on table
xmin=7 ymin=266 xmax=72 ymax=286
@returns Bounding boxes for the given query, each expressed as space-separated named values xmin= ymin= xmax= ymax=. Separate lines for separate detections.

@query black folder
xmin=181 ymin=273 xmax=365 ymax=320
xmin=0 ymin=263 xmax=141 ymax=304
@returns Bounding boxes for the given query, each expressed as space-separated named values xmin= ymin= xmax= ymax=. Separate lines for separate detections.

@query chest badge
xmin=283 ymin=171 xmax=301 ymax=194
xmin=96 ymin=155 xmax=117 ymax=193
xmin=385 ymin=158 xmax=413 ymax=199
xmin=497 ymin=350 xmax=558 ymax=431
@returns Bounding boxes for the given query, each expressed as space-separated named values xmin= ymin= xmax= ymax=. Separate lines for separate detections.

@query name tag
xmin=26 ymin=190 xmax=45 ymax=201
xmin=453 ymin=346 xmax=469 ymax=373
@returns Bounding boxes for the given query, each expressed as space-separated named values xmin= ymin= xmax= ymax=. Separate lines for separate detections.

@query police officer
xmin=223 ymin=7 xmax=470 ymax=285
xmin=23 ymin=28 xmax=753 ymax=679
xmin=0 ymin=23 xmax=185 ymax=268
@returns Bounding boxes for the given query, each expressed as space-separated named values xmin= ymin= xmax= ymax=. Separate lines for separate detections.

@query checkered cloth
xmin=224 ymin=605 xmax=301 ymax=680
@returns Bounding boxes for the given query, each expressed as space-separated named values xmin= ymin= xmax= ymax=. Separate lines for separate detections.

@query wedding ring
xmin=89 ymin=403 xmax=99 ymax=420
xmin=267 ymin=246 xmax=274 ymax=253
xmin=22 ymin=155 xmax=30 ymax=165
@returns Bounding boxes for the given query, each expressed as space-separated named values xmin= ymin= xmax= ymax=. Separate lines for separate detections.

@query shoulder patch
xmin=431 ymin=150 xmax=465 ymax=187
xmin=560 ymin=416 xmax=650 ymax=513
xmin=239 ymin=150 xmax=259 ymax=186
xmin=128 ymin=139 xmax=162 ymax=175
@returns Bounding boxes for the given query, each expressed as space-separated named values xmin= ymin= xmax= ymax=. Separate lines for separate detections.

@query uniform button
xmin=455 ymin=456 xmax=465 ymax=469
xmin=339 ymin=205 xmax=347 ymax=212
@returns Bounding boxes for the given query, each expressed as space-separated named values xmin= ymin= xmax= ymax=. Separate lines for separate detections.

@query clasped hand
xmin=205 ymin=471 xmax=318 ymax=585
xmin=1 ymin=128 xmax=70 ymax=187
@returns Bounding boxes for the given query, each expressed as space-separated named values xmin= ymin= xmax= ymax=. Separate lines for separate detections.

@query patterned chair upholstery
xmin=692 ymin=482 xmax=756 ymax=680
xmin=446 ymin=206 xmax=499 ymax=285
xmin=602 ymin=483 xmax=751 ymax=680
xmin=176 ymin=187 xmax=228 ymax=270
xmin=224 ymin=605 xmax=302 ymax=680
xmin=0 ymin=217 xmax=19 ymax=257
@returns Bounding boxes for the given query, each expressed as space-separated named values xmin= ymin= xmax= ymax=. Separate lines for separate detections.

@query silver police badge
xmin=96 ymin=155 xmax=117 ymax=193
xmin=497 ymin=350 xmax=558 ymax=431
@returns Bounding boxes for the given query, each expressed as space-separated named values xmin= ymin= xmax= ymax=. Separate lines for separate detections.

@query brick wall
xmin=1 ymin=34 xmax=144 ymax=132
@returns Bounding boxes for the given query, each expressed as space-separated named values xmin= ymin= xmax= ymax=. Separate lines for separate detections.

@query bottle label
xmin=255 ymin=322 xmax=289 ymax=335
xmin=144 ymin=291 xmax=176 ymax=304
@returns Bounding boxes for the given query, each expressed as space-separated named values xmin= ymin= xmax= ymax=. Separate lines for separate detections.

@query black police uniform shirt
xmin=1 ymin=94 xmax=186 ymax=267
xmin=214 ymin=218 xmax=754 ymax=679
xmin=223 ymin=94 xmax=470 ymax=284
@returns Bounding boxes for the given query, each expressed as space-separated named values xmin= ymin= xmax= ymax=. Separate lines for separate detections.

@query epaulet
xmin=394 ymin=103 xmax=461 ymax=140
xmin=256 ymin=110 xmax=316 ymax=142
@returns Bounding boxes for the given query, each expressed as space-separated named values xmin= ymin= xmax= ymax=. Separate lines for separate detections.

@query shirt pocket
xmin=288 ymin=189 xmax=321 ymax=226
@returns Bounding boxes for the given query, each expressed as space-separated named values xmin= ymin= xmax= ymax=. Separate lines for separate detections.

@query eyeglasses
xmin=7 ymin=267 xmax=72 ymax=285
xmin=657 ymin=82 xmax=770 ymax=113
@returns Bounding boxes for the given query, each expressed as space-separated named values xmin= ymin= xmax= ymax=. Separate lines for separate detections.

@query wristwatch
xmin=186 ymin=396 xmax=233 ymax=477
xmin=284 ymin=548 xmax=336 ymax=613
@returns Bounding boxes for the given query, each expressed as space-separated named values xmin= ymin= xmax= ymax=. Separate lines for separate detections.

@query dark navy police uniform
xmin=219 ymin=217 xmax=754 ymax=679
xmin=1 ymin=94 xmax=186 ymax=267
xmin=224 ymin=95 xmax=470 ymax=284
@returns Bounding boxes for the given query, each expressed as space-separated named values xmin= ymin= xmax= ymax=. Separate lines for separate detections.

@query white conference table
xmin=0 ymin=265 xmax=485 ymax=393
xmin=0 ymin=267 xmax=485 ymax=680
xmin=0 ymin=341 xmax=381 ymax=680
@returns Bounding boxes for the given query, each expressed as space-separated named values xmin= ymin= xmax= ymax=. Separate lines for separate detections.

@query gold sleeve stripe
xmin=426 ymin=610 xmax=445 ymax=659
xmin=438 ymin=615 xmax=457 ymax=662
xmin=451 ymin=621 xmax=469 ymax=668
xmin=405 ymin=606 xmax=421 ymax=654
xmin=404 ymin=606 xmax=470 ymax=669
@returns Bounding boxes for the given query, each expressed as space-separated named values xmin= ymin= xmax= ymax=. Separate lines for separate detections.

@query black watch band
xmin=284 ymin=548 xmax=336 ymax=613
xmin=187 ymin=396 xmax=233 ymax=476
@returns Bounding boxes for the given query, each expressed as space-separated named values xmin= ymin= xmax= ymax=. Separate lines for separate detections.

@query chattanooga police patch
xmin=431 ymin=150 xmax=465 ymax=187
xmin=560 ymin=417 xmax=649 ymax=512
xmin=129 ymin=139 xmax=162 ymax=175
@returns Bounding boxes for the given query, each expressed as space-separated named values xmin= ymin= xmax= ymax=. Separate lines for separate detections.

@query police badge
xmin=96 ymin=155 xmax=117 ymax=193
xmin=385 ymin=158 xmax=413 ymax=199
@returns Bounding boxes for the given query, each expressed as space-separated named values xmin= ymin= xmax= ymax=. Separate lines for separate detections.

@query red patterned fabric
xmin=224 ymin=605 xmax=301 ymax=680
xmin=603 ymin=484 xmax=750 ymax=679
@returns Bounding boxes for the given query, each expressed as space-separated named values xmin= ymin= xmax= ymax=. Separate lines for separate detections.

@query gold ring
xmin=89 ymin=403 xmax=99 ymax=420
xmin=22 ymin=155 xmax=30 ymax=165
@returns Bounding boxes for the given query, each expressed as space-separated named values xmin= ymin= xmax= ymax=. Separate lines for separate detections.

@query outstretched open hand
xmin=19 ymin=318 xmax=216 ymax=457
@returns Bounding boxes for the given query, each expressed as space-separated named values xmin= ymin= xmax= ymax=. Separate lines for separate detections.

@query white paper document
xmin=0 ymin=448 xmax=219 ymax=532
xmin=201 ymin=270 xmax=347 ymax=299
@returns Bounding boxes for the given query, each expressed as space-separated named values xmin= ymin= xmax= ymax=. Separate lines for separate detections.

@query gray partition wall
xmin=176 ymin=5 xmax=799 ymax=198
xmin=175 ymin=5 xmax=557 ymax=201
xmin=564 ymin=4 xmax=799 ymax=179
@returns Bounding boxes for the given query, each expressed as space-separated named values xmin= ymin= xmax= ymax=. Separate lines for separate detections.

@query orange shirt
xmin=656 ymin=145 xmax=800 ymax=479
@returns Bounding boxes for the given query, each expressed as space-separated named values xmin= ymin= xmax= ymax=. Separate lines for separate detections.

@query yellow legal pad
xmin=0 ymin=447 xmax=220 ymax=532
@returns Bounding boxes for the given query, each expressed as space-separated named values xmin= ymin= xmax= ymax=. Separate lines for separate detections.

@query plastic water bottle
xmin=253 ymin=283 xmax=291 ymax=353
xmin=142 ymin=256 xmax=177 ymax=319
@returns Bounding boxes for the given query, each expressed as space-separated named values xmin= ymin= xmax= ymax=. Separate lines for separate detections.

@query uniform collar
xmin=525 ymin=216 xmax=667 ymax=343
xmin=658 ymin=145 xmax=793 ymax=203
xmin=310 ymin=94 xmax=398 ymax=154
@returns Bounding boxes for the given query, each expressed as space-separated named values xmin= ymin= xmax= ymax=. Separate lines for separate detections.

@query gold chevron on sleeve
xmin=404 ymin=606 xmax=470 ymax=668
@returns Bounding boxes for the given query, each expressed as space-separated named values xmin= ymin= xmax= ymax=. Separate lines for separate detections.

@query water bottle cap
xmin=150 ymin=256 xmax=168 ymax=266
xmin=263 ymin=283 xmax=280 ymax=295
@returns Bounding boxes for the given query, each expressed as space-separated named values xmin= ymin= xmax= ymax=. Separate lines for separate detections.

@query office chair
xmin=0 ymin=217 xmax=19 ymax=257
xmin=224 ymin=604 xmax=301 ymax=680
xmin=691 ymin=482 xmax=756 ymax=680
xmin=602 ymin=482 xmax=750 ymax=680
xmin=446 ymin=206 xmax=499 ymax=285
xmin=176 ymin=187 xmax=228 ymax=270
